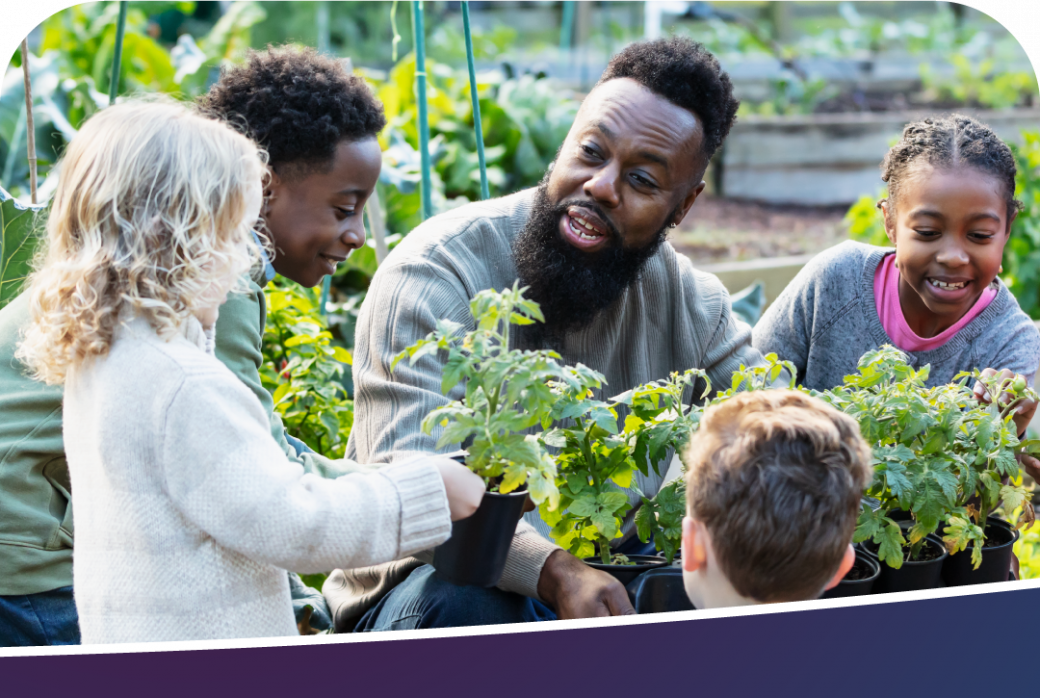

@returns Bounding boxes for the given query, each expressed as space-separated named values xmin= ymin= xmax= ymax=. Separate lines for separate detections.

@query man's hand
xmin=536 ymin=549 xmax=635 ymax=619
xmin=973 ymin=368 xmax=1038 ymax=437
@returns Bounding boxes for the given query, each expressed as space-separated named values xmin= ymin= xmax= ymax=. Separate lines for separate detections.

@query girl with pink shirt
xmin=754 ymin=114 xmax=1040 ymax=442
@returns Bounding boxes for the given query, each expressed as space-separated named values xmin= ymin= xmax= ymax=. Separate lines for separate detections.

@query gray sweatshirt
xmin=753 ymin=240 xmax=1040 ymax=391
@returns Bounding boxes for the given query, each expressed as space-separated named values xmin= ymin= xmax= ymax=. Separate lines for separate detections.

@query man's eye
xmin=580 ymin=144 xmax=600 ymax=158
xmin=336 ymin=207 xmax=355 ymax=217
xmin=631 ymin=173 xmax=655 ymax=188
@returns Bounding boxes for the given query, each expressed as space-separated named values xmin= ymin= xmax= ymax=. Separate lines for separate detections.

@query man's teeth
xmin=928 ymin=279 xmax=967 ymax=290
xmin=571 ymin=215 xmax=602 ymax=239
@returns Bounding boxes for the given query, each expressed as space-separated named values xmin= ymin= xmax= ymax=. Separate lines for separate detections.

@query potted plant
xmin=939 ymin=368 xmax=1035 ymax=585
xmin=394 ymin=283 xmax=601 ymax=587
xmin=536 ymin=373 xmax=669 ymax=586
xmin=816 ymin=347 xmax=1034 ymax=592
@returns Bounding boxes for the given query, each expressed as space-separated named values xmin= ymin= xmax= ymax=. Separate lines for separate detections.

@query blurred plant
xmin=739 ymin=71 xmax=838 ymax=117
xmin=844 ymin=190 xmax=890 ymax=248
xmin=1008 ymin=505 xmax=1040 ymax=579
xmin=998 ymin=132 xmax=1040 ymax=320
xmin=260 ymin=279 xmax=355 ymax=458
xmin=1 ymin=1 xmax=266 ymax=202
xmin=920 ymin=54 xmax=1037 ymax=111
xmin=0 ymin=186 xmax=48 ymax=310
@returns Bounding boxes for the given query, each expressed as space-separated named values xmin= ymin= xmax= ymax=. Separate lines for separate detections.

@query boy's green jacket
xmin=0 ymin=272 xmax=360 ymax=596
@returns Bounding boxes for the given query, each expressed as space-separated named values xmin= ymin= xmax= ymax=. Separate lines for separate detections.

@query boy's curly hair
xmin=880 ymin=113 xmax=1022 ymax=223
xmin=198 ymin=46 xmax=386 ymax=180
xmin=597 ymin=37 xmax=739 ymax=164
xmin=685 ymin=390 xmax=873 ymax=603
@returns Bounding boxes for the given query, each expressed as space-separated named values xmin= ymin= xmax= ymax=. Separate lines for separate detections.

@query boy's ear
xmin=823 ymin=544 xmax=857 ymax=591
xmin=681 ymin=516 xmax=708 ymax=573
xmin=264 ymin=166 xmax=283 ymax=209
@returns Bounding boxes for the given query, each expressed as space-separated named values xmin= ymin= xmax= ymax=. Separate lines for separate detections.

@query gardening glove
xmin=289 ymin=572 xmax=332 ymax=634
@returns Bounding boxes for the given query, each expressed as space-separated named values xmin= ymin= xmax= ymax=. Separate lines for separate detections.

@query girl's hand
xmin=431 ymin=458 xmax=485 ymax=521
xmin=973 ymin=368 xmax=1037 ymax=437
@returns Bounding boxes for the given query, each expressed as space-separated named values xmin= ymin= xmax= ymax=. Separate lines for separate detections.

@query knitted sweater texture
xmin=753 ymin=241 xmax=1040 ymax=390
xmin=63 ymin=314 xmax=451 ymax=643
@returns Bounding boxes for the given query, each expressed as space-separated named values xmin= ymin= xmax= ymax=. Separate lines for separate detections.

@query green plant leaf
xmin=0 ymin=188 xmax=47 ymax=310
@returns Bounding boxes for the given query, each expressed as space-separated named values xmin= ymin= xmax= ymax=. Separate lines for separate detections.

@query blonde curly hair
xmin=17 ymin=99 xmax=265 ymax=385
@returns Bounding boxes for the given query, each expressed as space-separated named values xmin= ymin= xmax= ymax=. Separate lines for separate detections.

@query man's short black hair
xmin=597 ymin=37 xmax=739 ymax=162
xmin=198 ymin=45 xmax=386 ymax=180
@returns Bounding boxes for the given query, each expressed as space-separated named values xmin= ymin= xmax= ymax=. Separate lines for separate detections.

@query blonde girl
xmin=17 ymin=100 xmax=482 ymax=644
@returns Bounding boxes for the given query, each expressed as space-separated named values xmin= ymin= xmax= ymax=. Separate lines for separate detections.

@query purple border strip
xmin=3 ymin=586 xmax=1037 ymax=695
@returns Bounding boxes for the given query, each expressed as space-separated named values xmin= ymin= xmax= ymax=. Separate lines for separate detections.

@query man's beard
xmin=511 ymin=183 xmax=677 ymax=347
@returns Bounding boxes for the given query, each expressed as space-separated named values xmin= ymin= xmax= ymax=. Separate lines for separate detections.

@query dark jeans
xmin=354 ymin=534 xmax=659 ymax=631
xmin=354 ymin=565 xmax=557 ymax=631
xmin=0 ymin=586 xmax=80 ymax=647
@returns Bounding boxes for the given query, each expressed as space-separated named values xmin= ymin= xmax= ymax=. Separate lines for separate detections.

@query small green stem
xmin=599 ymin=536 xmax=612 ymax=565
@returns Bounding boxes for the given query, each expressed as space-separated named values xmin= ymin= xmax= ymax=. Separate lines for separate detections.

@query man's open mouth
xmin=560 ymin=206 xmax=611 ymax=251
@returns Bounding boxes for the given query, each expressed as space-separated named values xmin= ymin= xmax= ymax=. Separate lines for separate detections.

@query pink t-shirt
xmin=874 ymin=254 xmax=997 ymax=352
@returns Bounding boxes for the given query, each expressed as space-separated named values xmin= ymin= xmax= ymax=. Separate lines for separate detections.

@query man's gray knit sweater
xmin=753 ymin=240 xmax=1040 ymax=391
xmin=345 ymin=188 xmax=763 ymax=599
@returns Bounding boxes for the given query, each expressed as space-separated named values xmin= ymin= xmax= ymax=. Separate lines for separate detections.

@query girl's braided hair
xmin=879 ymin=113 xmax=1022 ymax=223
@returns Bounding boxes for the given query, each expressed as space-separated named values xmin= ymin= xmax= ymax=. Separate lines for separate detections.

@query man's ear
xmin=681 ymin=516 xmax=708 ymax=573
xmin=674 ymin=181 xmax=707 ymax=227
xmin=823 ymin=544 xmax=857 ymax=591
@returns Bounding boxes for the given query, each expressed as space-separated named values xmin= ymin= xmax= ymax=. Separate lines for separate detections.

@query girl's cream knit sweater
xmin=63 ymin=313 xmax=451 ymax=644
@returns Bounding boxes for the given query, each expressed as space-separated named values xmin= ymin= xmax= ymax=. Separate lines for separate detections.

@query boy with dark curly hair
xmin=0 ymin=46 xmax=391 ymax=645
xmin=325 ymin=37 xmax=768 ymax=631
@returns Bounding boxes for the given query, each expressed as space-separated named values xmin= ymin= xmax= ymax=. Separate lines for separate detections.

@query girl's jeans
xmin=0 ymin=586 xmax=81 ymax=647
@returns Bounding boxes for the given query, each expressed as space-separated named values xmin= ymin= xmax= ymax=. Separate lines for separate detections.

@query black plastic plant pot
xmin=629 ymin=567 xmax=696 ymax=613
xmin=821 ymin=550 xmax=881 ymax=599
xmin=583 ymin=554 xmax=669 ymax=587
xmin=431 ymin=488 xmax=528 ymax=588
xmin=865 ymin=536 xmax=948 ymax=593
xmin=941 ymin=517 xmax=1019 ymax=587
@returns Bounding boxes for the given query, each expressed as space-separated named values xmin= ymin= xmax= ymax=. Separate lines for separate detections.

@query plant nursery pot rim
xmin=583 ymin=554 xmax=670 ymax=571
xmin=844 ymin=551 xmax=881 ymax=583
xmin=866 ymin=534 xmax=948 ymax=568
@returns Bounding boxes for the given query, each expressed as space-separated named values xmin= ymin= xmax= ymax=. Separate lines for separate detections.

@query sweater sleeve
xmin=160 ymin=373 xmax=452 ymax=573
xmin=979 ymin=304 xmax=1040 ymax=387
xmin=214 ymin=282 xmax=373 ymax=480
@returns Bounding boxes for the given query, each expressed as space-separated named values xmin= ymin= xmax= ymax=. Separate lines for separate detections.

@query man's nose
xmin=583 ymin=163 xmax=621 ymax=208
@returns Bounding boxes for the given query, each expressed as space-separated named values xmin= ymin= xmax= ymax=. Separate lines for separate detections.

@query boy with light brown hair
xmin=681 ymin=390 xmax=873 ymax=608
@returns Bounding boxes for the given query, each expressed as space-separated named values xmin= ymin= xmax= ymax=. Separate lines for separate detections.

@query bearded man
xmin=325 ymin=38 xmax=765 ymax=630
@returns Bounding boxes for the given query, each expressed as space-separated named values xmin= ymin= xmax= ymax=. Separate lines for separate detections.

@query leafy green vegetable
xmin=0 ymin=186 xmax=47 ymax=310
xmin=260 ymin=279 xmax=354 ymax=458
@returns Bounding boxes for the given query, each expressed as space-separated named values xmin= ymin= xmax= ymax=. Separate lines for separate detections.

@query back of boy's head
xmin=198 ymin=45 xmax=386 ymax=181
xmin=880 ymin=114 xmax=1022 ymax=222
xmin=684 ymin=390 xmax=872 ymax=602
xmin=17 ymin=98 xmax=262 ymax=385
